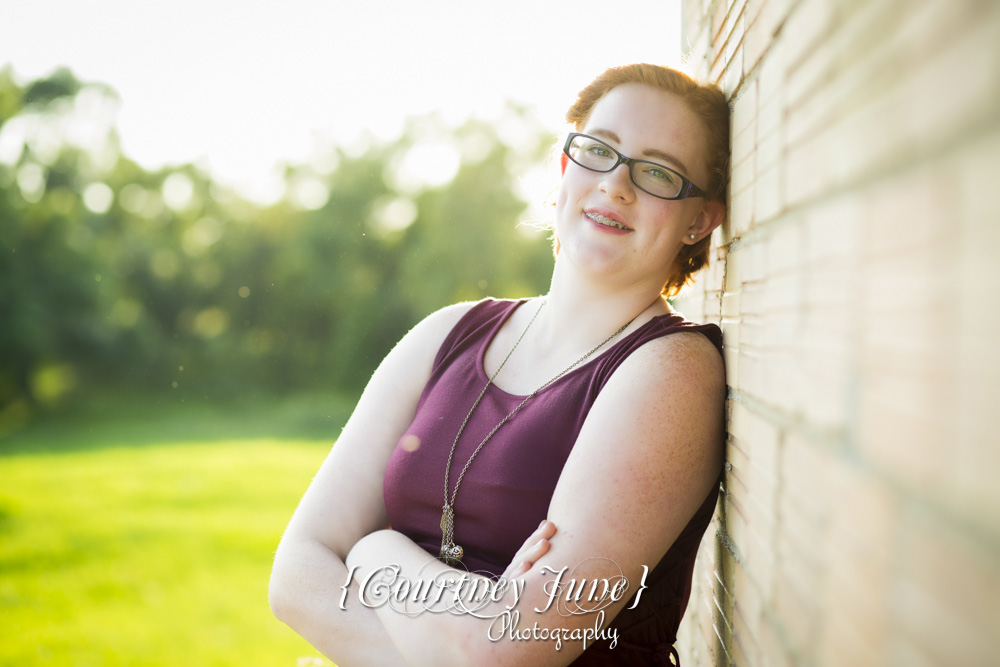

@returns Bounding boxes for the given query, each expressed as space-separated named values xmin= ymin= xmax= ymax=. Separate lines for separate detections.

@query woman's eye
xmin=585 ymin=143 xmax=612 ymax=157
xmin=648 ymin=167 xmax=677 ymax=183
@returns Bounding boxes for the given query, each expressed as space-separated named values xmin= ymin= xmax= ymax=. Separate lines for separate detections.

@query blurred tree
xmin=0 ymin=67 xmax=555 ymax=421
xmin=0 ymin=67 xmax=108 ymax=408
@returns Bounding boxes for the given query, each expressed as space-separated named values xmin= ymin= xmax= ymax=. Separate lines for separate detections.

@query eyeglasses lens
xmin=567 ymin=135 xmax=684 ymax=199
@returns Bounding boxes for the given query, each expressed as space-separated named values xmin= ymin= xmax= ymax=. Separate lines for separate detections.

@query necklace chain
xmin=438 ymin=298 xmax=640 ymax=566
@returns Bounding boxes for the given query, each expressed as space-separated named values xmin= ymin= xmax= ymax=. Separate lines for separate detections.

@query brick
xmin=742 ymin=0 xmax=773 ymax=75
xmin=731 ymin=559 xmax=763 ymax=666
xmin=757 ymin=615 xmax=797 ymax=667
xmin=676 ymin=611 xmax=705 ymax=666
xmin=720 ymin=288 xmax=740 ymax=322
xmin=715 ymin=543 xmax=737 ymax=626
xmin=696 ymin=583 xmax=719 ymax=661
xmin=736 ymin=345 xmax=764 ymax=401
xmin=896 ymin=3 xmax=1000 ymax=155
xmin=727 ymin=403 xmax=781 ymax=589
xmin=728 ymin=402 xmax=781 ymax=479
xmin=740 ymin=237 xmax=767 ymax=285
xmin=768 ymin=217 xmax=804 ymax=275
xmin=816 ymin=592 xmax=889 ymax=666
xmin=750 ymin=0 xmax=795 ymax=49
xmin=735 ymin=274 xmax=763 ymax=317
xmin=720 ymin=293 xmax=740 ymax=330
xmin=724 ymin=0 xmax=748 ymax=44
xmin=704 ymin=252 xmax=727 ymax=295
xmin=725 ymin=467 xmax=770 ymax=571
xmin=722 ymin=243 xmax=741 ymax=290
xmin=755 ymin=93 xmax=782 ymax=145
xmin=731 ymin=111 xmax=756 ymax=170
xmin=729 ymin=180 xmax=754 ymax=238
xmin=795 ymin=301 xmax=854 ymax=429
xmin=772 ymin=547 xmax=821 ymax=659
xmin=743 ymin=0 xmax=792 ymax=81
xmin=860 ymin=254 xmax=950 ymax=356
xmin=711 ymin=0 xmax=734 ymax=44
xmin=730 ymin=147 xmax=755 ymax=195
xmin=722 ymin=321 xmax=740 ymax=389
xmin=761 ymin=271 xmax=801 ymax=319
xmin=755 ymin=124 xmax=781 ymax=173
xmin=800 ymin=257 xmax=854 ymax=308
xmin=683 ymin=539 xmax=718 ymax=656
xmin=721 ymin=12 xmax=747 ymax=96
xmin=951 ymin=130 xmax=1000 ymax=538
xmin=801 ymin=192 xmax=862 ymax=265
xmin=781 ymin=0 xmax=837 ymax=98
xmin=735 ymin=308 xmax=766 ymax=352
xmin=781 ymin=70 xmax=830 ymax=153
xmin=762 ymin=343 xmax=799 ymax=413
xmin=815 ymin=467 xmax=897 ymax=666
xmin=773 ymin=436 xmax=854 ymax=659
xmin=733 ymin=509 xmax=778 ymax=606
xmin=754 ymin=162 xmax=782 ymax=223
xmin=856 ymin=351 xmax=955 ymax=498
xmin=732 ymin=78 xmax=758 ymax=136
xmin=709 ymin=40 xmax=727 ymax=86
xmin=863 ymin=167 xmax=953 ymax=258
xmin=805 ymin=2 xmax=1000 ymax=192
xmin=783 ymin=134 xmax=829 ymax=208
xmin=755 ymin=34 xmax=785 ymax=101
xmin=784 ymin=2 xmax=897 ymax=133
xmin=892 ymin=510 xmax=1000 ymax=665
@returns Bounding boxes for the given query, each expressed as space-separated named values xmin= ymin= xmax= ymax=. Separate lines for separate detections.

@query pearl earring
xmin=688 ymin=234 xmax=695 ymax=240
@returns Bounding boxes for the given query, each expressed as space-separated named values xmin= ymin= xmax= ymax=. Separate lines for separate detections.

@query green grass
xmin=0 ymin=397 xmax=351 ymax=666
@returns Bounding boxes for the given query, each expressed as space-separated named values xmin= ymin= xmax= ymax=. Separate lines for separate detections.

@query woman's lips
xmin=585 ymin=210 xmax=632 ymax=231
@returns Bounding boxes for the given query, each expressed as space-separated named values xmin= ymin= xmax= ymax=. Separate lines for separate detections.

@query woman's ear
xmin=560 ymin=153 xmax=568 ymax=175
xmin=686 ymin=200 xmax=726 ymax=244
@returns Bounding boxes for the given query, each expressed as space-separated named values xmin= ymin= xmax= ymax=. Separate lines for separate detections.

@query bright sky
xmin=2 ymin=0 xmax=683 ymax=201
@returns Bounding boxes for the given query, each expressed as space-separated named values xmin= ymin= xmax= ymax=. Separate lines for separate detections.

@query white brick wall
xmin=674 ymin=0 xmax=1000 ymax=664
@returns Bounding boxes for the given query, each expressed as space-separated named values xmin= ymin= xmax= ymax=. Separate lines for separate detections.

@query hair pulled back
xmin=564 ymin=63 xmax=730 ymax=298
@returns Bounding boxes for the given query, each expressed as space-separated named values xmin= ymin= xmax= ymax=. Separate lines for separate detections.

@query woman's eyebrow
xmin=589 ymin=127 xmax=691 ymax=175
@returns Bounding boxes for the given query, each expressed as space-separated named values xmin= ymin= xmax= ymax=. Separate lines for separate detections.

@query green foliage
xmin=0 ymin=69 xmax=556 ymax=418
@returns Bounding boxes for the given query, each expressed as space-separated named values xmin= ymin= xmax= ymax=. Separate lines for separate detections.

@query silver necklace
xmin=439 ymin=299 xmax=640 ymax=566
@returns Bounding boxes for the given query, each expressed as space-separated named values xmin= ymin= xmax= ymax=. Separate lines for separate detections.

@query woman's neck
xmin=530 ymin=257 xmax=671 ymax=354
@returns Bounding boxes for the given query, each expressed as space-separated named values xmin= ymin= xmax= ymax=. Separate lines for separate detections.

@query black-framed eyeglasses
xmin=563 ymin=133 xmax=708 ymax=201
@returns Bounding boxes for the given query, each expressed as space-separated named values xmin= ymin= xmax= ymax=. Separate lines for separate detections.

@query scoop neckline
xmin=475 ymin=298 xmax=682 ymax=399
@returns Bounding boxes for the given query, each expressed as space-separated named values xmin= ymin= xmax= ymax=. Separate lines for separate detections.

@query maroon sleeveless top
xmin=383 ymin=298 xmax=724 ymax=665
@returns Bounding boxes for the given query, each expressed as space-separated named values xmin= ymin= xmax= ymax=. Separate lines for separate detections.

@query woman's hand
xmin=500 ymin=519 xmax=557 ymax=580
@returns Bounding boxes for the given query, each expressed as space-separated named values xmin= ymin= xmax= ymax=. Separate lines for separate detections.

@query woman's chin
xmin=556 ymin=240 xmax=631 ymax=281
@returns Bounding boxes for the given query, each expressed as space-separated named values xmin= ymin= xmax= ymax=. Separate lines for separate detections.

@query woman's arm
xmin=343 ymin=330 xmax=727 ymax=666
xmin=268 ymin=302 xmax=476 ymax=666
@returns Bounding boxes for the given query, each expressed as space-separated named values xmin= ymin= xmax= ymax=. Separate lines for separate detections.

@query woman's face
xmin=555 ymin=83 xmax=716 ymax=291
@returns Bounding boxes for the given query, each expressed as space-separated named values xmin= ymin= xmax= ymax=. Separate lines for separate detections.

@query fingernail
xmin=539 ymin=520 xmax=546 ymax=529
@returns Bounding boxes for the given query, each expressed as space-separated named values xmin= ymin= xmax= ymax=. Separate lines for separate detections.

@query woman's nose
xmin=598 ymin=163 xmax=636 ymax=201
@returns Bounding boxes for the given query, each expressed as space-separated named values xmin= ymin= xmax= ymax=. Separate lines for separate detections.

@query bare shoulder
xmin=616 ymin=328 xmax=726 ymax=400
xmin=587 ymin=328 xmax=726 ymax=460
xmin=569 ymin=327 xmax=727 ymax=487
xmin=411 ymin=300 xmax=478 ymax=340
xmin=546 ymin=327 xmax=726 ymax=582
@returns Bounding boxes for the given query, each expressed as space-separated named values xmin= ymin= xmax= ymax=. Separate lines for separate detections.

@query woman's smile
xmin=584 ymin=209 xmax=633 ymax=232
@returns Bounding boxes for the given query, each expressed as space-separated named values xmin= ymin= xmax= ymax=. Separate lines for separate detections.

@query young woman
xmin=269 ymin=63 xmax=730 ymax=666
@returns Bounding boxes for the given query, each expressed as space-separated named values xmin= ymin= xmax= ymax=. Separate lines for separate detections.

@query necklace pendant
xmin=438 ymin=504 xmax=463 ymax=565
xmin=440 ymin=542 xmax=464 ymax=566
xmin=440 ymin=504 xmax=454 ymax=533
